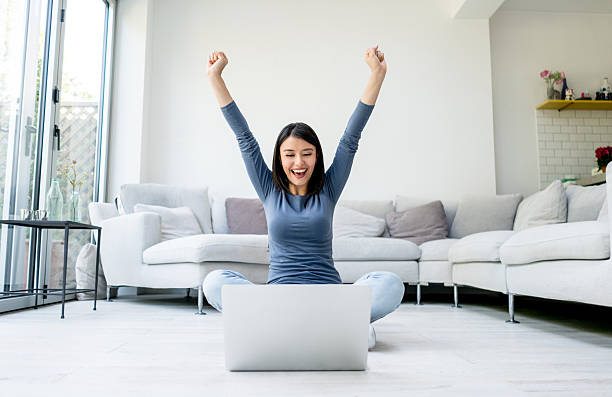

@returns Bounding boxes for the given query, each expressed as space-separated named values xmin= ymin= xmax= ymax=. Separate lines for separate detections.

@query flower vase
xmin=67 ymin=187 xmax=82 ymax=222
xmin=546 ymin=82 xmax=554 ymax=100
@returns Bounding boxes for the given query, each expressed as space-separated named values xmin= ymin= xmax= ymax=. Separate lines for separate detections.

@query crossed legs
xmin=202 ymin=269 xmax=404 ymax=323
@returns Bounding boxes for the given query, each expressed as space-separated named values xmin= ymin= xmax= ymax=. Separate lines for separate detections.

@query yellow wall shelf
xmin=537 ymin=100 xmax=612 ymax=111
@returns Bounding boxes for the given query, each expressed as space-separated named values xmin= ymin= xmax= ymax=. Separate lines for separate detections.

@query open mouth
xmin=291 ymin=168 xmax=307 ymax=179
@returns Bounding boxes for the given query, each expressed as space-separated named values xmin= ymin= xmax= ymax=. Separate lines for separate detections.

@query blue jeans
xmin=202 ymin=270 xmax=405 ymax=323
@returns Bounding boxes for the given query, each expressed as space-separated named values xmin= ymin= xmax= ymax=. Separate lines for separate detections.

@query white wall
xmin=110 ymin=0 xmax=497 ymax=202
xmin=490 ymin=10 xmax=612 ymax=195
xmin=106 ymin=0 xmax=153 ymax=200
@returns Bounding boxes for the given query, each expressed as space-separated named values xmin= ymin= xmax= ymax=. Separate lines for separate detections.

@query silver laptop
xmin=222 ymin=284 xmax=371 ymax=371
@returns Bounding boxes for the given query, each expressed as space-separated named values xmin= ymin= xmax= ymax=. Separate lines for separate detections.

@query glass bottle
xmin=67 ymin=186 xmax=82 ymax=222
xmin=46 ymin=178 xmax=63 ymax=220
xmin=561 ymin=78 xmax=568 ymax=100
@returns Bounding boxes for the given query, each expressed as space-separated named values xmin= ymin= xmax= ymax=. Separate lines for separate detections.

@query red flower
xmin=595 ymin=146 xmax=612 ymax=159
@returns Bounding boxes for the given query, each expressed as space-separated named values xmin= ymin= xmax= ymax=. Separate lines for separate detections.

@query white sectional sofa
xmin=89 ymin=173 xmax=611 ymax=319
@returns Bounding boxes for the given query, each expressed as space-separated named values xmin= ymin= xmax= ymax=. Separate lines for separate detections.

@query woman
xmin=203 ymin=46 xmax=404 ymax=349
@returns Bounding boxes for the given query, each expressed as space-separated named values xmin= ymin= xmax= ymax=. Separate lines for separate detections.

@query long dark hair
xmin=272 ymin=122 xmax=325 ymax=195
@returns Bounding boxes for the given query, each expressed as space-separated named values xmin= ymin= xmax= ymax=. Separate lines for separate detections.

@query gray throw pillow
xmin=385 ymin=201 xmax=448 ymax=245
xmin=565 ymin=183 xmax=606 ymax=222
xmin=226 ymin=198 xmax=268 ymax=234
xmin=450 ymin=193 xmax=523 ymax=238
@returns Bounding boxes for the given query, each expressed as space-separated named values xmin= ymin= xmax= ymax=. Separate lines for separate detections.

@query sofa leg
xmin=106 ymin=286 xmax=112 ymax=302
xmin=195 ymin=285 xmax=206 ymax=315
xmin=506 ymin=293 xmax=520 ymax=324
xmin=415 ymin=283 xmax=423 ymax=305
xmin=185 ymin=288 xmax=191 ymax=300
xmin=453 ymin=284 xmax=462 ymax=308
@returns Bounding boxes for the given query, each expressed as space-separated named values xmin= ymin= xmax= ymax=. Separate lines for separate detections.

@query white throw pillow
xmin=513 ymin=180 xmax=567 ymax=231
xmin=75 ymin=243 xmax=110 ymax=300
xmin=134 ymin=203 xmax=203 ymax=241
xmin=333 ymin=206 xmax=385 ymax=238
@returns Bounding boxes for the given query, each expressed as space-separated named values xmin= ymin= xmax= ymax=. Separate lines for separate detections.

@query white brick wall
xmin=536 ymin=110 xmax=612 ymax=188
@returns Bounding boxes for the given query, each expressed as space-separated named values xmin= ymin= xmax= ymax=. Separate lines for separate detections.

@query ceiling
xmin=499 ymin=0 xmax=612 ymax=14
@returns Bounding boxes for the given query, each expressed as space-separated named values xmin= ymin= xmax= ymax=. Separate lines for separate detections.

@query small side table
xmin=0 ymin=219 xmax=101 ymax=319
xmin=576 ymin=173 xmax=606 ymax=187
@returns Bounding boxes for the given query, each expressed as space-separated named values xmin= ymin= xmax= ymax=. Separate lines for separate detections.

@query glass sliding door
xmin=43 ymin=0 xmax=109 ymax=294
xmin=0 ymin=0 xmax=114 ymax=312
xmin=0 ymin=0 xmax=52 ymax=310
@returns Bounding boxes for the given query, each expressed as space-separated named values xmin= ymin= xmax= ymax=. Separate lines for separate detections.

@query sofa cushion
xmin=386 ymin=201 xmax=448 ymax=245
xmin=134 ymin=204 xmax=202 ymax=242
xmin=395 ymin=196 xmax=458 ymax=231
xmin=334 ymin=206 xmax=385 ymax=238
xmin=226 ymin=198 xmax=268 ymax=234
xmin=333 ymin=237 xmax=420 ymax=261
xmin=449 ymin=194 xmax=522 ymax=238
xmin=120 ymin=183 xmax=213 ymax=234
xmin=500 ymin=221 xmax=610 ymax=265
xmin=209 ymin=189 xmax=230 ymax=234
xmin=143 ymin=234 xmax=270 ymax=265
xmin=599 ymin=199 xmax=608 ymax=222
xmin=419 ymin=238 xmax=459 ymax=261
xmin=337 ymin=200 xmax=394 ymax=219
xmin=513 ymin=180 xmax=567 ymax=231
xmin=565 ymin=184 xmax=606 ymax=222
xmin=448 ymin=231 xmax=515 ymax=263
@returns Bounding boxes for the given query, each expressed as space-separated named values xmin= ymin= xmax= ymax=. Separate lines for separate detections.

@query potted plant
xmin=595 ymin=146 xmax=612 ymax=173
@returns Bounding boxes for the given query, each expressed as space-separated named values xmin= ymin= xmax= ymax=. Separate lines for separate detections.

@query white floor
xmin=2 ymin=294 xmax=612 ymax=397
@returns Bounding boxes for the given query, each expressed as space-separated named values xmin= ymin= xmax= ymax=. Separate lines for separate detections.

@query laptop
xmin=222 ymin=284 xmax=371 ymax=371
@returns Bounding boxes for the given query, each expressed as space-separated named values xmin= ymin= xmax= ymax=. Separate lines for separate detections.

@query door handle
xmin=24 ymin=116 xmax=37 ymax=156
xmin=54 ymin=124 xmax=60 ymax=151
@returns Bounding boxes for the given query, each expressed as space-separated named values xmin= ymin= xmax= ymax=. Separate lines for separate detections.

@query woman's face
xmin=279 ymin=136 xmax=317 ymax=193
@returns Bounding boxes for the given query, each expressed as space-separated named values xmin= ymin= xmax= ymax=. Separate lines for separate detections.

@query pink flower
xmin=540 ymin=70 xmax=549 ymax=78
xmin=555 ymin=80 xmax=562 ymax=85
xmin=561 ymin=72 xmax=565 ymax=79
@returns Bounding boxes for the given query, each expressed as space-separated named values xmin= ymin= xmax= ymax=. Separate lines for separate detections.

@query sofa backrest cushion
xmin=213 ymin=196 xmax=390 ymax=237
xmin=385 ymin=200 xmax=448 ymax=245
xmin=513 ymin=180 xmax=567 ymax=231
xmin=598 ymin=199 xmax=608 ymax=222
xmin=334 ymin=206 xmax=386 ymax=238
xmin=450 ymin=193 xmax=523 ymax=238
xmin=120 ymin=184 xmax=213 ymax=234
xmin=565 ymin=183 xmax=606 ymax=222
xmin=134 ymin=204 xmax=203 ymax=241
xmin=226 ymin=198 xmax=268 ymax=234
xmin=337 ymin=199 xmax=394 ymax=219
xmin=395 ymin=196 xmax=458 ymax=232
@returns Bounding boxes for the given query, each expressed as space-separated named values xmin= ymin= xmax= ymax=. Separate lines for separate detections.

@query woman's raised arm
xmin=361 ymin=45 xmax=387 ymax=105
xmin=207 ymin=50 xmax=273 ymax=202
xmin=325 ymin=46 xmax=386 ymax=202
xmin=207 ymin=51 xmax=233 ymax=107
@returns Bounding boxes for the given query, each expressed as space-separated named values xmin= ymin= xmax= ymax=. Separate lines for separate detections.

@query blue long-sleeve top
xmin=221 ymin=100 xmax=374 ymax=284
